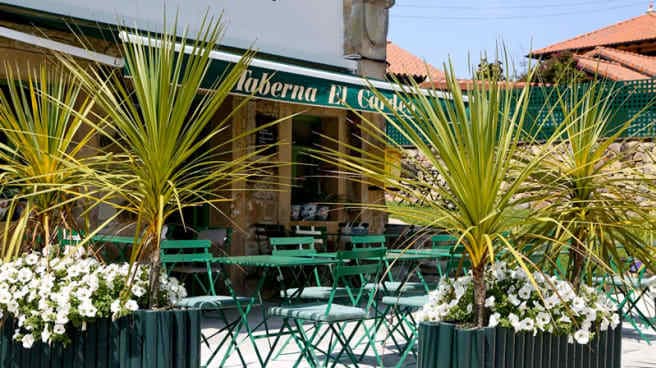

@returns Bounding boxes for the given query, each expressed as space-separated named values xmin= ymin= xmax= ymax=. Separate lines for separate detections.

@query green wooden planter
xmin=418 ymin=321 xmax=622 ymax=368
xmin=0 ymin=309 xmax=201 ymax=368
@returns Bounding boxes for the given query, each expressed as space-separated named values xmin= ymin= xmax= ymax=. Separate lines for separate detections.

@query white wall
xmin=9 ymin=0 xmax=356 ymax=70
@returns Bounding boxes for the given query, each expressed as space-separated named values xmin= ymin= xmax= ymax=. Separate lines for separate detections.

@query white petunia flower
xmin=488 ymin=312 xmax=501 ymax=327
xmin=125 ymin=300 xmax=139 ymax=312
xmin=17 ymin=268 xmax=33 ymax=283
xmin=508 ymin=293 xmax=521 ymax=306
xmin=21 ymin=334 xmax=34 ymax=349
xmin=53 ymin=324 xmax=65 ymax=335
xmin=485 ymin=296 xmax=495 ymax=308
xmin=573 ymin=329 xmax=590 ymax=344
xmin=519 ymin=318 xmax=535 ymax=332
xmin=41 ymin=328 xmax=51 ymax=343
xmin=536 ymin=312 xmax=551 ymax=327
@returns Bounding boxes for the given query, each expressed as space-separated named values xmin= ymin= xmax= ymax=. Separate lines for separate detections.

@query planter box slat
xmin=419 ymin=322 xmax=622 ymax=368
xmin=0 ymin=310 xmax=200 ymax=368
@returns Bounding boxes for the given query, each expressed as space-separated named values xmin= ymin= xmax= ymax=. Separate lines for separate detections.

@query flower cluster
xmin=0 ymin=250 xmax=187 ymax=349
xmin=416 ymin=262 xmax=619 ymax=344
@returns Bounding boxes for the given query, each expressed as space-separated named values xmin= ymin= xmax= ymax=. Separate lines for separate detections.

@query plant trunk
xmin=472 ymin=264 xmax=487 ymax=328
xmin=569 ymin=229 xmax=587 ymax=292
xmin=148 ymin=252 xmax=161 ymax=308
xmin=148 ymin=225 xmax=162 ymax=308
xmin=569 ymin=245 xmax=585 ymax=292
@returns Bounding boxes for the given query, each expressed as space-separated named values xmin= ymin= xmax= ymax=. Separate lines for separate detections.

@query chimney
xmin=648 ymin=0 xmax=654 ymax=13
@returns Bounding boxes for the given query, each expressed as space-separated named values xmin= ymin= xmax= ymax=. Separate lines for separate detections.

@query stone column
xmin=344 ymin=0 xmax=394 ymax=234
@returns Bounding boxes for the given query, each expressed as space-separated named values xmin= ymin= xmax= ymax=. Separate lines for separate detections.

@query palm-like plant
xmin=312 ymin=65 xmax=553 ymax=327
xmin=526 ymin=82 xmax=656 ymax=289
xmin=57 ymin=17 xmax=281 ymax=305
xmin=0 ymin=66 xmax=98 ymax=260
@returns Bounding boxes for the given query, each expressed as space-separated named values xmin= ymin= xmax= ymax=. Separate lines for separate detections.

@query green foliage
xmin=311 ymin=62 xmax=554 ymax=327
xmin=0 ymin=66 xmax=100 ymax=259
xmin=57 ymin=16 xmax=284 ymax=305
xmin=522 ymin=81 xmax=656 ymax=288
xmin=475 ymin=57 xmax=504 ymax=81
xmin=521 ymin=52 xmax=588 ymax=84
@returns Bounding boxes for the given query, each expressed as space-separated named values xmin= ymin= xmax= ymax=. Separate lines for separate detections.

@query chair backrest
xmin=58 ymin=228 xmax=85 ymax=246
xmin=293 ymin=225 xmax=328 ymax=251
xmin=160 ymin=239 xmax=216 ymax=295
xmin=330 ymin=247 xmax=387 ymax=308
xmin=269 ymin=236 xmax=316 ymax=256
xmin=350 ymin=235 xmax=386 ymax=248
xmin=254 ymin=223 xmax=286 ymax=254
xmin=431 ymin=234 xmax=459 ymax=252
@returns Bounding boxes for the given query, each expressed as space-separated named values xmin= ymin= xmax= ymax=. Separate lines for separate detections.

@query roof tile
xmin=386 ymin=41 xmax=445 ymax=80
xmin=531 ymin=13 xmax=656 ymax=56
xmin=574 ymin=55 xmax=650 ymax=81
xmin=583 ymin=47 xmax=656 ymax=76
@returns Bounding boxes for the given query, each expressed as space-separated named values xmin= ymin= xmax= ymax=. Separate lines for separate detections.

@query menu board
xmin=255 ymin=113 xmax=278 ymax=155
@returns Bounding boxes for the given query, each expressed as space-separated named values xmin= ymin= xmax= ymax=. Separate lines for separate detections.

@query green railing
xmin=388 ymin=78 xmax=656 ymax=146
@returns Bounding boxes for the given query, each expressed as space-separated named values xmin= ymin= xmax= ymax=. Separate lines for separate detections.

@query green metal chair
xmin=266 ymin=247 xmax=388 ymax=367
xmin=593 ymin=260 xmax=656 ymax=340
xmin=160 ymin=239 xmax=249 ymax=367
xmin=292 ymin=225 xmax=328 ymax=252
xmin=352 ymin=235 xmax=426 ymax=295
xmin=270 ymin=236 xmax=347 ymax=300
xmin=380 ymin=294 xmax=429 ymax=367
xmin=430 ymin=233 xmax=466 ymax=277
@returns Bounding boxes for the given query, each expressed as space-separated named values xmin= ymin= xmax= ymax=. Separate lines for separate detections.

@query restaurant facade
xmin=0 ymin=1 xmax=412 ymax=274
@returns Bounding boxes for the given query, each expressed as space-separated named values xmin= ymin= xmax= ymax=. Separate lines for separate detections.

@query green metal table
xmin=212 ymin=255 xmax=340 ymax=368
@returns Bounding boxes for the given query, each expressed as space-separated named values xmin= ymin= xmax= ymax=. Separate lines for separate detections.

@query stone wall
xmin=388 ymin=141 xmax=656 ymax=208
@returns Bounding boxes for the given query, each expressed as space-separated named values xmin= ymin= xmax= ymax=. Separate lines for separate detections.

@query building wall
xmin=4 ymin=0 xmax=357 ymax=70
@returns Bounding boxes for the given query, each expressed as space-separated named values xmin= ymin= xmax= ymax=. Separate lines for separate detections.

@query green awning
xmin=119 ymin=31 xmax=450 ymax=117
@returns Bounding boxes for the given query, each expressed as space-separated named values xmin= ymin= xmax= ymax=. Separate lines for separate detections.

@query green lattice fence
xmin=387 ymin=78 xmax=656 ymax=146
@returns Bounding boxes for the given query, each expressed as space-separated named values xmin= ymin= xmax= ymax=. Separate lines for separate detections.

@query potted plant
xmin=313 ymin=64 xmax=629 ymax=366
xmin=57 ymin=15 xmax=282 ymax=305
xmin=0 ymin=249 xmax=194 ymax=367
xmin=415 ymin=262 xmax=622 ymax=368
xmin=0 ymin=13 xmax=283 ymax=367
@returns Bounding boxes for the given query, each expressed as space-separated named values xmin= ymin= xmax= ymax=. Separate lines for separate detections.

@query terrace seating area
xmin=62 ymin=224 xmax=656 ymax=367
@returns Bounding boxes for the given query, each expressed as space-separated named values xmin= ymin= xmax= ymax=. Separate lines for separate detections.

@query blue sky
xmin=388 ymin=0 xmax=648 ymax=78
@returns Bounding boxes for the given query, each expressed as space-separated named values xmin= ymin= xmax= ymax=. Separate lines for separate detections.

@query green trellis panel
xmin=388 ymin=78 xmax=656 ymax=147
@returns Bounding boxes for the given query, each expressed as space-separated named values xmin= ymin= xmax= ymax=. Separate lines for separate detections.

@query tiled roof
xmin=531 ymin=12 xmax=656 ymax=56
xmin=386 ymin=41 xmax=445 ymax=80
xmin=583 ymin=47 xmax=656 ymax=76
xmin=573 ymin=55 xmax=650 ymax=81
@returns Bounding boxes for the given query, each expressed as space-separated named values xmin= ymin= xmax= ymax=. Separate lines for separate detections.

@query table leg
xmin=219 ymin=267 xmax=270 ymax=368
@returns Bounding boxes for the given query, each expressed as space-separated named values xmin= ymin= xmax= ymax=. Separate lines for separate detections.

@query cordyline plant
xmin=523 ymin=81 xmax=656 ymax=290
xmin=311 ymin=64 xmax=558 ymax=327
xmin=57 ymin=16 xmax=283 ymax=306
xmin=0 ymin=65 xmax=103 ymax=261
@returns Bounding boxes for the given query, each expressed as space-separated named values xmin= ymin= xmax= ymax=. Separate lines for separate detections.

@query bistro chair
xmin=266 ymin=247 xmax=388 ymax=367
xmin=291 ymin=225 xmax=328 ymax=251
xmin=380 ymin=294 xmax=429 ymax=367
xmin=352 ymin=235 xmax=426 ymax=295
xmin=160 ymin=239 xmax=250 ymax=367
xmin=270 ymin=236 xmax=347 ymax=300
xmin=431 ymin=233 xmax=466 ymax=277
xmin=254 ymin=223 xmax=287 ymax=254
xmin=593 ymin=258 xmax=656 ymax=340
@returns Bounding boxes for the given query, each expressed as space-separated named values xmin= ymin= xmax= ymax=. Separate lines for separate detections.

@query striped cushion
xmin=175 ymin=295 xmax=250 ymax=309
xmin=269 ymin=303 xmax=368 ymax=322
xmin=281 ymin=286 xmax=349 ymax=299
xmin=381 ymin=295 xmax=428 ymax=308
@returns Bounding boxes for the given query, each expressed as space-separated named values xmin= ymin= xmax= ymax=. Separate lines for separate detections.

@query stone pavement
xmin=199 ymin=305 xmax=656 ymax=368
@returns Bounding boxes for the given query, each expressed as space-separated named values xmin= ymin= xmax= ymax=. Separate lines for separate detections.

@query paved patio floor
xmin=199 ymin=305 xmax=656 ymax=368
